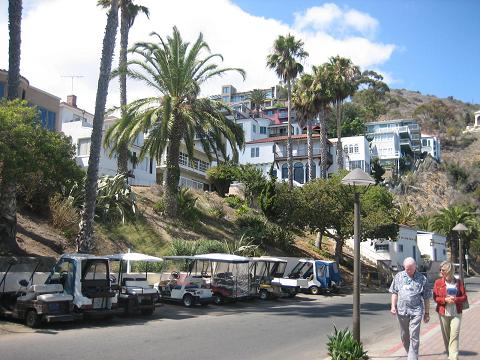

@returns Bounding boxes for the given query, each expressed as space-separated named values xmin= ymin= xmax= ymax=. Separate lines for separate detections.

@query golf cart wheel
xmin=213 ymin=294 xmax=223 ymax=305
xmin=259 ymin=289 xmax=269 ymax=301
xmin=183 ymin=294 xmax=194 ymax=307
xmin=309 ymin=286 xmax=320 ymax=295
xmin=25 ymin=310 xmax=40 ymax=328
xmin=141 ymin=306 xmax=155 ymax=316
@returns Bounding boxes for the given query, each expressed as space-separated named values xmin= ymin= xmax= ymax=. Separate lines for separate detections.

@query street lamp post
xmin=341 ymin=168 xmax=375 ymax=343
xmin=452 ymin=223 xmax=468 ymax=283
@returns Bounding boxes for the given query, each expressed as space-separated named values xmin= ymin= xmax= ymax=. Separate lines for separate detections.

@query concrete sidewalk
xmin=367 ymin=290 xmax=480 ymax=359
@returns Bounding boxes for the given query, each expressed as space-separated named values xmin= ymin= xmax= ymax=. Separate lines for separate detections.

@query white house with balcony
xmin=59 ymin=95 xmax=156 ymax=186
xmin=329 ymin=136 xmax=371 ymax=174
xmin=420 ymin=134 xmax=441 ymax=162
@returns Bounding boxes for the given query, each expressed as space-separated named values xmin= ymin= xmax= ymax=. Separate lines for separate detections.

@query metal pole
xmin=465 ymin=254 xmax=469 ymax=276
xmin=353 ymin=191 xmax=361 ymax=342
xmin=458 ymin=235 xmax=464 ymax=283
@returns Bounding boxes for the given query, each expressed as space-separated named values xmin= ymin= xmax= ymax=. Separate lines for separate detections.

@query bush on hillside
xmin=48 ymin=194 xmax=79 ymax=242
xmin=177 ymin=187 xmax=199 ymax=222
xmin=225 ymin=195 xmax=246 ymax=209
xmin=206 ymin=162 xmax=238 ymax=197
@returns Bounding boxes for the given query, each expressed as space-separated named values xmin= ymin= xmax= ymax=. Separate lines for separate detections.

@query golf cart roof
xmin=107 ymin=252 xmax=163 ymax=262
xmin=163 ymin=256 xmax=196 ymax=260
xmin=298 ymin=258 xmax=336 ymax=264
xmin=60 ymin=253 xmax=110 ymax=261
xmin=194 ymin=253 xmax=250 ymax=263
xmin=251 ymin=257 xmax=287 ymax=263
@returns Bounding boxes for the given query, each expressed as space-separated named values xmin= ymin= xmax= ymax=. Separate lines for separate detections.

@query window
xmin=349 ymin=145 xmax=354 ymax=153
xmin=422 ymin=139 xmax=427 ymax=146
xmin=260 ymin=126 xmax=267 ymax=134
xmin=375 ymin=244 xmax=389 ymax=251
xmin=78 ymin=138 xmax=91 ymax=156
xmin=294 ymin=162 xmax=304 ymax=184
xmin=252 ymin=124 xmax=257 ymax=133
xmin=281 ymin=164 xmax=288 ymax=179
xmin=398 ymin=244 xmax=404 ymax=252
xmin=222 ymin=96 xmax=229 ymax=102
xmin=132 ymin=152 xmax=137 ymax=169
xmin=250 ymin=147 xmax=259 ymax=157
xmin=349 ymin=160 xmax=364 ymax=170
xmin=222 ymin=86 xmax=230 ymax=94
xmin=354 ymin=144 xmax=359 ymax=153
xmin=149 ymin=158 xmax=153 ymax=174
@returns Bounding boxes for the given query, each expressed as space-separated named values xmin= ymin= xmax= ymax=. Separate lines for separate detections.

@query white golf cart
xmin=155 ymin=256 xmax=213 ymax=307
xmin=45 ymin=254 xmax=120 ymax=317
xmin=0 ymin=259 xmax=78 ymax=327
xmin=194 ymin=253 xmax=251 ymax=304
xmin=249 ymin=257 xmax=290 ymax=300
xmin=279 ymin=259 xmax=342 ymax=295
xmin=107 ymin=252 xmax=161 ymax=316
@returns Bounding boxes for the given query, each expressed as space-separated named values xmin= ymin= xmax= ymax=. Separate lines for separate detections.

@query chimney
xmin=67 ymin=95 xmax=77 ymax=108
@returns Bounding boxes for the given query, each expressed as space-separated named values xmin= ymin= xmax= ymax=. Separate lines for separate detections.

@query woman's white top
xmin=445 ymin=281 xmax=458 ymax=317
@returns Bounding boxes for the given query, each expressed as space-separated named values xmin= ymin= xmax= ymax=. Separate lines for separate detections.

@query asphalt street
xmin=0 ymin=288 xmax=401 ymax=360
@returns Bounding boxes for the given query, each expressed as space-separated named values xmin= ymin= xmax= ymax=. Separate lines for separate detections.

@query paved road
xmin=0 ymin=288 xmax=400 ymax=360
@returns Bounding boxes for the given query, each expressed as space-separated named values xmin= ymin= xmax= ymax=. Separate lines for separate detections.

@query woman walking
xmin=433 ymin=261 xmax=468 ymax=360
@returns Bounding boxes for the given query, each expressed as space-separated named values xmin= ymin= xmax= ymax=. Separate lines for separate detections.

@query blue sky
xmin=235 ymin=0 xmax=480 ymax=104
xmin=0 ymin=0 xmax=478 ymax=111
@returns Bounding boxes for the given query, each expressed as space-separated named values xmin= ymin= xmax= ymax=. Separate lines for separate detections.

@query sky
xmin=1 ymin=0 xmax=479 ymax=113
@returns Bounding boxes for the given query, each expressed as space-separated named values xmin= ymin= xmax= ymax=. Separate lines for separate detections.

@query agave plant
xmin=224 ymin=234 xmax=261 ymax=257
xmin=327 ymin=326 xmax=369 ymax=360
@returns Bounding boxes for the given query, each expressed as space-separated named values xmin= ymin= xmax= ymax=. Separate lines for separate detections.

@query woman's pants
xmin=439 ymin=314 xmax=462 ymax=360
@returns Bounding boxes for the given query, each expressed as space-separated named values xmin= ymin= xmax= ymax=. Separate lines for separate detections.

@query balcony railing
xmin=274 ymin=147 xmax=333 ymax=164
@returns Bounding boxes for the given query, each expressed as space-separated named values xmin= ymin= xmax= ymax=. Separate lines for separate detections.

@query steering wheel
xmin=200 ymin=271 xmax=209 ymax=277
xmin=170 ymin=271 xmax=180 ymax=279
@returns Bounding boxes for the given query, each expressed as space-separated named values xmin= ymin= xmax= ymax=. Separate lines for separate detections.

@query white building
xmin=416 ymin=231 xmax=447 ymax=262
xmin=60 ymin=95 xmax=156 ymax=186
xmin=420 ymin=134 xmax=441 ymax=162
xmin=329 ymin=136 xmax=371 ymax=174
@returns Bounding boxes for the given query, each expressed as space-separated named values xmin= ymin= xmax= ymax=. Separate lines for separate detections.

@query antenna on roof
xmin=61 ymin=75 xmax=84 ymax=94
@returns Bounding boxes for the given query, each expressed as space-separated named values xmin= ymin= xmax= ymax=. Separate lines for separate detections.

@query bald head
xmin=403 ymin=257 xmax=417 ymax=277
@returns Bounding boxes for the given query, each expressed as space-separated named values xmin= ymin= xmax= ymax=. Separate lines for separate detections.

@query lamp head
xmin=452 ymin=223 xmax=468 ymax=232
xmin=341 ymin=168 xmax=375 ymax=187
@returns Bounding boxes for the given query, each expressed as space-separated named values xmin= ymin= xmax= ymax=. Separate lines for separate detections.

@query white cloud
xmin=0 ymin=0 xmax=396 ymax=113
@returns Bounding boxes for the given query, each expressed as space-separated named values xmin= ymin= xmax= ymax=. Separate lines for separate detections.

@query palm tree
xmin=326 ymin=56 xmax=361 ymax=170
xmin=267 ymin=34 xmax=308 ymax=189
xmin=105 ymin=27 xmax=245 ymax=217
xmin=292 ymin=74 xmax=316 ymax=182
xmin=248 ymin=89 xmax=267 ymax=118
xmin=0 ymin=0 xmax=23 ymax=251
xmin=76 ymin=0 xmax=119 ymax=253
xmin=100 ymin=0 xmax=149 ymax=176
xmin=311 ymin=64 xmax=334 ymax=179
xmin=431 ymin=206 xmax=476 ymax=262
xmin=395 ymin=203 xmax=417 ymax=227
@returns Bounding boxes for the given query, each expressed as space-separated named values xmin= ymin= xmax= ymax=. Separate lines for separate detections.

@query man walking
xmin=390 ymin=257 xmax=431 ymax=360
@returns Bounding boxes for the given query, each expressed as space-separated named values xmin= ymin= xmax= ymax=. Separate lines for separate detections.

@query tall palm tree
xmin=0 ymin=0 xmax=23 ymax=251
xmin=311 ymin=64 xmax=334 ymax=179
xmin=292 ymin=74 xmax=316 ymax=182
xmin=431 ymin=206 xmax=476 ymax=262
xmin=267 ymin=34 xmax=308 ymax=189
xmin=248 ymin=89 xmax=267 ymax=118
xmin=76 ymin=0 xmax=119 ymax=253
xmin=99 ymin=0 xmax=149 ymax=176
xmin=105 ymin=27 xmax=245 ymax=217
xmin=326 ymin=56 xmax=361 ymax=170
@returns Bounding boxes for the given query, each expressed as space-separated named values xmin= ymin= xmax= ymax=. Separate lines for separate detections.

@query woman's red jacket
xmin=432 ymin=277 xmax=468 ymax=315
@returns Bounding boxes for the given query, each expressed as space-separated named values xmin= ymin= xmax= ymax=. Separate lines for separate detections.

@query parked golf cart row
xmin=0 ymin=253 xmax=341 ymax=327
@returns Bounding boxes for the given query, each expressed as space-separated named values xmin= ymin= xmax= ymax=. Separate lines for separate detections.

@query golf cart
xmin=194 ymin=253 xmax=251 ymax=304
xmin=107 ymin=252 xmax=161 ymax=316
xmin=45 ymin=254 xmax=120 ymax=317
xmin=285 ymin=259 xmax=342 ymax=295
xmin=249 ymin=257 xmax=290 ymax=300
xmin=155 ymin=256 xmax=213 ymax=307
xmin=0 ymin=258 xmax=77 ymax=327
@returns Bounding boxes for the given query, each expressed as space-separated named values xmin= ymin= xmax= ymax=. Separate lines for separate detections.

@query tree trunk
xmin=7 ymin=0 xmax=22 ymax=100
xmin=76 ymin=0 xmax=119 ymax=253
xmin=319 ymin=108 xmax=328 ymax=179
xmin=0 ymin=178 xmax=24 ymax=254
xmin=334 ymin=238 xmax=344 ymax=266
xmin=287 ymin=79 xmax=293 ymax=189
xmin=164 ymin=116 xmax=184 ymax=218
xmin=117 ymin=5 xmax=129 ymax=176
xmin=306 ymin=119 xmax=313 ymax=182
xmin=315 ymin=231 xmax=322 ymax=250
xmin=335 ymin=100 xmax=344 ymax=170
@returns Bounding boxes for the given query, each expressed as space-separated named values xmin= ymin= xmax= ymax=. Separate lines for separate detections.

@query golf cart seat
xmin=124 ymin=280 xmax=158 ymax=295
xmin=18 ymin=284 xmax=72 ymax=302
xmin=172 ymin=284 xmax=199 ymax=290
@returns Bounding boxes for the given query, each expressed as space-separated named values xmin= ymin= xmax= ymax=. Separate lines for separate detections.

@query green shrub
xmin=235 ymin=203 xmax=250 ymax=216
xmin=49 ymin=194 xmax=79 ymax=242
xmin=327 ymin=327 xmax=369 ymax=360
xmin=168 ymin=238 xmax=227 ymax=256
xmin=207 ymin=200 xmax=226 ymax=219
xmin=196 ymin=239 xmax=228 ymax=254
xmin=206 ymin=162 xmax=238 ymax=197
xmin=153 ymin=198 xmax=166 ymax=214
xmin=177 ymin=188 xmax=199 ymax=222
xmin=225 ymin=195 xmax=245 ymax=209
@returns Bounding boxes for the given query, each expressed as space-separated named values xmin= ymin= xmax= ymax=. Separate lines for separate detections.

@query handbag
xmin=463 ymin=297 xmax=469 ymax=310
